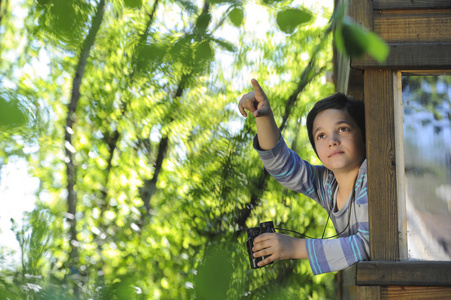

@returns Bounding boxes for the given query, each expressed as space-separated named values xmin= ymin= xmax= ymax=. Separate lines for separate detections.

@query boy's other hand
xmin=238 ymin=78 xmax=272 ymax=118
xmin=252 ymin=233 xmax=306 ymax=267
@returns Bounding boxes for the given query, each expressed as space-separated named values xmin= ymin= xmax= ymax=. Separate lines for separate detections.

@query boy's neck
xmin=334 ymin=167 xmax=360 ymax=210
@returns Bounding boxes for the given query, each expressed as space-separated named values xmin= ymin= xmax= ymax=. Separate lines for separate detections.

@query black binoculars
xmin=246 ymin=221 xmax=275 ymax=269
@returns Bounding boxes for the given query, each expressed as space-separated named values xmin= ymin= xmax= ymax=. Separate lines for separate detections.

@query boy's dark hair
xmin=306 ymin=92 xmax=365 ymax=156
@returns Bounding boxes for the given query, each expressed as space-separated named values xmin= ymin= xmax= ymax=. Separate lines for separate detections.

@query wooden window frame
xmin=335 ymin=0 xmax=451 ymax=297
xmin=341 ymin=68 xmax=451 ymax=287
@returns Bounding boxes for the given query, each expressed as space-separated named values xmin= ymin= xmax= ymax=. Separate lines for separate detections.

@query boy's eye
xmin=317 ymin=133 xmax=325 ymax=140
xmin=339 ymin=127 xmax=350 ymax=133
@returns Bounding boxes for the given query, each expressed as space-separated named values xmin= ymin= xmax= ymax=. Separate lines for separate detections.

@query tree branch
xmin=234 ymin=38 xmax=329 ymax=238
xmin=139 ymin=135 xmax=168 ymax=214
xmin=63 ymin=0 xmax=105 ymax=283
xmin=138 ymin=1 xmax=211 ymax=226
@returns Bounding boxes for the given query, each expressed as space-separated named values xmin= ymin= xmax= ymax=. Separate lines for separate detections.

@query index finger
xmin=251 ymin=78 xmax=265 ymax=98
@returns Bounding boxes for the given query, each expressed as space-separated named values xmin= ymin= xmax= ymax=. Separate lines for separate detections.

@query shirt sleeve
xmin=253 ymin=135 xmax=329 ymax=209
xmin=306 ymin=196 xmax=369 ymax=274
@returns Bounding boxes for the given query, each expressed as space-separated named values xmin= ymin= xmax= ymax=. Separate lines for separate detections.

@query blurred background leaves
xmin=0 ymin=95 xmax=28 ymax=129
xmin=0 ymin=0 xmax=386 ymax=298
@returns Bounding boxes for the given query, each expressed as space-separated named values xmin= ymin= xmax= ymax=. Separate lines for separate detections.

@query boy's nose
xmin=328 ymin=134 xmax=340 ymax=146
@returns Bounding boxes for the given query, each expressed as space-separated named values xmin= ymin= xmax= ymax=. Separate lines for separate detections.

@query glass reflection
xmin=402 ymin=75 xmax=451 ymax=260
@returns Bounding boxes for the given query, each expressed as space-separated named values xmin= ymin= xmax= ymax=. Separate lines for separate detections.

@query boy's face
xmin=312 ymin=108 xmax=365 ymax=175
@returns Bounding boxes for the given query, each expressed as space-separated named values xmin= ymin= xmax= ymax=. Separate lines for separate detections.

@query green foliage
xmin=0 ymin=0 xmax=384 ymax=298
xmin=197 ymin=11 xmax=211 ymax=29
xmin=0 ymin=95 xmax=28 ymax=129
xmin=33 ymin=0 xmax=92 ymax=49
xmin=124 ymin=0 xmax=142 ymax=9
xmin=334 ymin=16 xmax=389 ymax=63
xmin=228 ymin=7 xmax=244 ymax=27
xmin=36 ymin=0 xmax=51 ymax=5
xmin=276 ymin=7 xmax=313 ymax=34
xmin=261 ymin=0 xmax=285 ymax=5
xmin=194 ymin=245 xmax=233 ymax=300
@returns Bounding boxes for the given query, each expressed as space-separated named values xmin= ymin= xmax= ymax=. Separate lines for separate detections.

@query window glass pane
xmin=402 ymin=75 xmax=451 ymax=260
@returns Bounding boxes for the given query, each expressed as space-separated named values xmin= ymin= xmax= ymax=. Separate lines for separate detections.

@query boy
xmin=238 ymin=79 xmax=369 ymax=275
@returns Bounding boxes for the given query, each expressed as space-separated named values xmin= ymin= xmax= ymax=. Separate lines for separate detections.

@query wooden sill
xmin=341 ymin=261 xmax=451 ymax=286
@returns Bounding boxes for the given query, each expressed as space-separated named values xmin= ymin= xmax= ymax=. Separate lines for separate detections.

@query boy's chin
xmin=325 ymin=160 xmax=361 ymax=173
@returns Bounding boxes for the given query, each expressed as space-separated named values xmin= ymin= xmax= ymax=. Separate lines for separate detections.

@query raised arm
xmin=238 ymin=79 xmax=280 ymax=150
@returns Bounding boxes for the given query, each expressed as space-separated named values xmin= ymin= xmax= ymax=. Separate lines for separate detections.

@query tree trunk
xmin=64 ymin=0 xmax=105 ymax=295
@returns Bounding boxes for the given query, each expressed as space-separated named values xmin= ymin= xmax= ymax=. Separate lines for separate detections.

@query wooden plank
xmin=374 ymin=9 xmax=451 ymax=43
xmin=338 ymin=266 xmax=357 ymax=300
xmin=349 ymin=0 xmax=373 ymax=30
xmin=347 ymin=68 xmax=364 ymax=100
xmin=402 ymin=70 xmax=451 ymax=75
xmin=393 ymin=72 xmax=408 ymax=260
xmin=355 ymin=261 xmax=451 ymax=286
xmin=349 ymin=286 xmax=381 ymax=300
xmin=339 ymin=266 xmax=381 ymax=300
xmin=374 ymin=0 xmax=451 ymax=10
xmin=340 ymin=265 xmax=357 ymax=289
xmin=364 ymin=69 xmax=399 ymax=261
xmin=381 ymin=286 xmax=451 ymax=299
xmin=352 ymin=43 xmax=451 ymax=69
xmin=358 ymin=286 xmax=381 ymax=300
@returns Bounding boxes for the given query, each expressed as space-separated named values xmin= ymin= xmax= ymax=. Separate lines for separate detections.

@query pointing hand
xmin=238 ymin=79 xmax=272 ymax=118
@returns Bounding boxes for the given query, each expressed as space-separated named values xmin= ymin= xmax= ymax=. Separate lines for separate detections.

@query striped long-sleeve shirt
xmin=253 ymin=135 xmax=370 ymax=275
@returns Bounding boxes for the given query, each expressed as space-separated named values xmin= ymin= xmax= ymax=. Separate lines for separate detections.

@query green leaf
xmin=0 ymin=97 xmax=28 ymax=129
xmin=194 ymin=246 xmax=233 ymax=300
xmin=196 ymin=12 xmax=212 ymax=33
xmin=171 ymin=34 xmax=194 ymax=62
xmin=335 ymin=17 xmax=389 ymax=63
xmin=262 ymin=0 xmax=285 ymax=5
xmin=340 ymin=20 xmax=368 ymax=57
xmin=51 ymin=0 xmax=76 ymax=33
xmin=195 ymin=40 xmax=213 ymax=62
xmin=276 ymin=7 xmax=313 ymax=34
xmin=140 ymin=43 xmax=166 ymax=62
xmin=365 ymin=31 xmax=390 ymax=63
xmin=36 ymin=0 xmax=51 ymax=6
xmin=334 ymin=24 xmax=346 ymax=55
xmin=209 ymin=0 xmax=238 ymax=4
xmin=212 ymin=38 xmax=237 ymax=52
xmin=134 ymin=43 xmax=167 ymax=73
xmin=175 ymin=0 xmax=197 ymax=14
xmin=228 ymin=8 xmax=244 ymax=27
xmin=124 ymin=0 xmax=142 ymax=9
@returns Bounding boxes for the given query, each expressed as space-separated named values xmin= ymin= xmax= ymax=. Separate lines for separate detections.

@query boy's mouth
xmin=329 ymin=151 xmax=344 ymax=158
